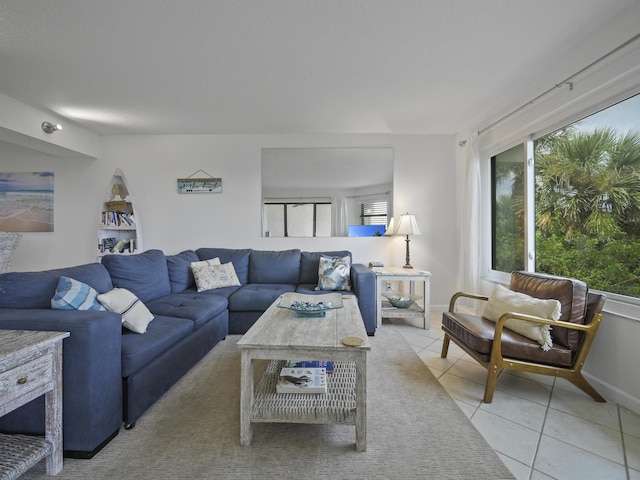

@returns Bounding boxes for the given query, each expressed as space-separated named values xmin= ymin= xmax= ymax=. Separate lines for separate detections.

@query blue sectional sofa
xmin=0 ymin=248 xmax=375 ymax=458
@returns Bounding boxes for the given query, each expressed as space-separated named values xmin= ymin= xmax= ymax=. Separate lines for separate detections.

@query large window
xmin=491 ymin=94 xmax=640 ymax=298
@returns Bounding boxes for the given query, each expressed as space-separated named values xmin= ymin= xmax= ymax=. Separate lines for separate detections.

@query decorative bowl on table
xmin=382 ymin=292 xmax=422 ymax=308
xmin=277 ymin=292 xmax=344 ymax=317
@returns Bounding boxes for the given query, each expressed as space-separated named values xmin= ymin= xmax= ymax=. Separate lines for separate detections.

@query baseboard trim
xmin=584 ymin=370 xmax=640 ymax=415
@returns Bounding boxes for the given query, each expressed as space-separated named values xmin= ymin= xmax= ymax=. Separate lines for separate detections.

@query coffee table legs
xmin=240 ymin=351 xmax=254 ymax=446
xmin=355 ymin=354 xmax=367 ymax=452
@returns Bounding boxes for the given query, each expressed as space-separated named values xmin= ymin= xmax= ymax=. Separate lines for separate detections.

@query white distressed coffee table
xmin=237 ymin=294 xmax=370 ymax=451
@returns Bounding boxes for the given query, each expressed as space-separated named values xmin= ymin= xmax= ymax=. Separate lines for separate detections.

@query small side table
xmin=0 ymin=330 xmax=69 ymax=478
xmin=371 ymin=267 xmax=431 ymax=329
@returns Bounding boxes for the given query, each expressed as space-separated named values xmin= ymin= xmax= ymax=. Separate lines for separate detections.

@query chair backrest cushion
xmin=510 ymin=271 xmax=588 ymax=351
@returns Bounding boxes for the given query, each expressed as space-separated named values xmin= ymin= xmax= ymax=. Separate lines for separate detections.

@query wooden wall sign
xmin=177 ymin=170 xmax=222 ymax=194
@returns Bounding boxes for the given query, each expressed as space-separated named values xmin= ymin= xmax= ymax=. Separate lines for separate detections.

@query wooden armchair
xmin=441 ymin=271 xmax=606 ymax=403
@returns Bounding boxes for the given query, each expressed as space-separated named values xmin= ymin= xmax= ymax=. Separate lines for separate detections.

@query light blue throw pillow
xmin=316 ymin=255 xmax=352 ymax=291
xmin=51 ymin=276 xmax=106 ymax=311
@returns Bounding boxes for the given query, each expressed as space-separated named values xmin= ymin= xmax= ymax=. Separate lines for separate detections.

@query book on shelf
xmin=276 ymin=367 xmax=327 ymax=394
xmin=285 ymin=360 xmax=334 ymax=373
xmin=101 ymin=211 xmax=135 ymax=228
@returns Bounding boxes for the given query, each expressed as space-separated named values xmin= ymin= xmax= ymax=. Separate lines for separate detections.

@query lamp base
xmin=403 ymin=235 xmax=413 ymax=269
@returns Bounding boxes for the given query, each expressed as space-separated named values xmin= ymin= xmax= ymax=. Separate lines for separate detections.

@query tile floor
xmin=387 ymin=313 xmax=640 ymax=480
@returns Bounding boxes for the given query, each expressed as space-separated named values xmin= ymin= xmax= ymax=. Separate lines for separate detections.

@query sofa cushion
xmin=146 ymin=292 xmax=228 ymax=329
xmin=300 ymin=251 xmax=352 ymax=285
xmin=317 ymin=254 xmax=352 ymax=291
xmin=296 ymin=284 xmax=357 ymax=297
xmin=249 ymin=249 xmax=301 ymax=284
xmin=97 ymin=288 xmax=154 ymax=334
xmin=166 ymin=250 xmax=199 ymax=293
xmin=51 ymin=276 xmax=106 ymax=311
xmin=120 ymin=315 xmax=194 ymax=377
xmin=196 ymin=248 xmax=252 ymax=285
xmin=0 ymin=263 xmax=113 ymax=309
xmin=228 ymin=284 xmax=296 ymax=312
xmin=102 ymin=249 xmax=171 ymax=303
xmin=196 ymin=285 xmax=242 ymax=299
xmin=509 ymin=271 xmax=588 ymax=351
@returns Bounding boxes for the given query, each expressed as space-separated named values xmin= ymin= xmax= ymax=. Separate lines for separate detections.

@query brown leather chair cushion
xmin=510 ymin=271 xmax=587 ymax=351
xmin=442 ymin=311 xmax=574 ymax=367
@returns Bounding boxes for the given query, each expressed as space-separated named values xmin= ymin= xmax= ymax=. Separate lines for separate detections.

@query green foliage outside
xmin=534 ymin=128 xmax=640 ymax=297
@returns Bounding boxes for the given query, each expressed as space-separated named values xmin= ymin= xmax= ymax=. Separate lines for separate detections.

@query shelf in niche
xmin=97 ymin=168 xmax=142 ymax=258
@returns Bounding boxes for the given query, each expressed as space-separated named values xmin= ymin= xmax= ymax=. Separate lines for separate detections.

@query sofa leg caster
xmin=124 ymin=422 xmax=135 ymax=430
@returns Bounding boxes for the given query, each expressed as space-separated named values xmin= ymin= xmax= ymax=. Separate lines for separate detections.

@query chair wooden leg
xmin=441 ymin=334 xmax=450 ymax=358
xmin=569 ymin=373 xmax=606 ymax=402
xmin=483 ymin=364 xmax=501 ymax=403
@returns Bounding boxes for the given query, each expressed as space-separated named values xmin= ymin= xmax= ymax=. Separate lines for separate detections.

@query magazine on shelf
xmin=276 ymin=367 xmax=327 ymax=394
xmin=285 ymin=360 xmax=334 ymax=373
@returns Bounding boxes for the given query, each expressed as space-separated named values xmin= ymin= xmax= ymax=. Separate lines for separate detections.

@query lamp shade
xmin=384 ymin=217 xmax=395 ymax=236
xmin=395 ymin=213 xmax=421 ymax=236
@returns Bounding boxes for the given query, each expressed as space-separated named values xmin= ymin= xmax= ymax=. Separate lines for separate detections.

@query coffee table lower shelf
xmin=252 ymin=360 xmax=356 ymax=425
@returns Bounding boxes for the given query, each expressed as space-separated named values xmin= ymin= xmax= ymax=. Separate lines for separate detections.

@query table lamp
xmin=395 ymin=213 xmax=421 ymax=268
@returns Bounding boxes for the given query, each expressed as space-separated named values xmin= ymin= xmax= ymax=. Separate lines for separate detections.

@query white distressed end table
xmin=0 ymin=330 xmax=69 ymax=479
xmin=237 ymin=294 xmax=370 ymax=451
xmin=371 ymin=266 xmax=431 ymax=329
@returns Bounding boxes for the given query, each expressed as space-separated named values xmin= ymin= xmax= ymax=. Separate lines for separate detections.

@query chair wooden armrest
xmin=449 ymin=292 xmax=489 ymax=312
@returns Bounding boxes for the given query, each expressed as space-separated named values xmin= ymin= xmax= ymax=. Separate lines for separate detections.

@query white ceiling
xmin=0 ymin=0 xmax=637 ymax=136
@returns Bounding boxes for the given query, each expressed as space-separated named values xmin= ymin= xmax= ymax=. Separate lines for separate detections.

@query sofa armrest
xmin=0 ymin=309 xmax=123 ymax=455
xmin=350 ymin=264 xmax=376 ymax=335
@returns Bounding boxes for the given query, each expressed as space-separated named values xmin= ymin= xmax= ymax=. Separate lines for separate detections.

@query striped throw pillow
xmin=51 ymin=276 xmax=106 ymax=311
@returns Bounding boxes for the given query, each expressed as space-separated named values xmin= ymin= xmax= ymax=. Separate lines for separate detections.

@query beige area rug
xmin=22 ymin=327 xmax=514 ymax=479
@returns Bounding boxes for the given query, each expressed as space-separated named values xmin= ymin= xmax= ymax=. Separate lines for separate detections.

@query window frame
xmin=263 ymin=201 xmax=331 ymax=237
xmin=359 ymin=199 xmax=388 ymax=226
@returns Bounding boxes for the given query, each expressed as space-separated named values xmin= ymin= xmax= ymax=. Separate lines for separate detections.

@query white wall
xmin=1 ymin=133 xmax=457 ymax=308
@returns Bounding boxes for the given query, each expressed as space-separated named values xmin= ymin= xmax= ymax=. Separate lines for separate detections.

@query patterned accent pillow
xmin=191 ymin=261 xmax=240 ymax=292
xmin=97 ymin=288 xmax=154 ymax=334
xmin=316 ymin=255 xmax=352 ymax=291
xmin=51 ymin=276 xmax=106 ymax=311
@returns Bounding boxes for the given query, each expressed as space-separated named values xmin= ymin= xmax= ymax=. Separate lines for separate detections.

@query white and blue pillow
xmin=51 ymin=276 xmax=106 ymax=311
xmin=97 ymin=288 xmax=154 ymax=334
xmin=191 ymin=259 xmax=241 ymax=292
xmin=316 ymin=255 xmax=352 ymax=291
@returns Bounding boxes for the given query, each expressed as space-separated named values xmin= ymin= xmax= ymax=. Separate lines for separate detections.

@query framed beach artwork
xmin=0 ymin=172 xmax=54 ymax=232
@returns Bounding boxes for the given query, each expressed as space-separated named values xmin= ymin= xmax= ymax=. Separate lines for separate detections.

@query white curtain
xmin=458 ymin=134 xmax=481 ymax=296
xmin=331 ymin=196 xmax=348 ymax=237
